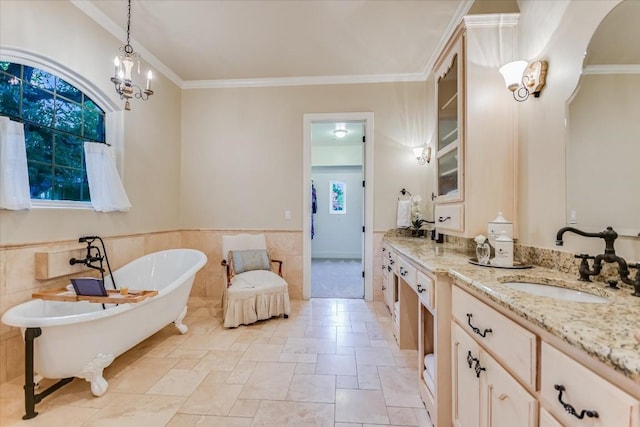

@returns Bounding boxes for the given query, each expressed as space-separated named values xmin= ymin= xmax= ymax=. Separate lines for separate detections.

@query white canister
xmin=488 ymin=212 xmax=513 ymax=248
xmin=492 ymin=231 xmax=514 ymax=267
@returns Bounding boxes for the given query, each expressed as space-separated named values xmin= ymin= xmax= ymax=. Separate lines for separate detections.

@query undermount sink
xmin=502 ymin=282 xmax=609 ymax=303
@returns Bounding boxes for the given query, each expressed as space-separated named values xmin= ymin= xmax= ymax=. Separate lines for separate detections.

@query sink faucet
xmin=556 ymin=226 xmax=640 ymax=295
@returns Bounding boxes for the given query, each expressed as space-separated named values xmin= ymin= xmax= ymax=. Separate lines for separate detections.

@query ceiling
xmin=72 ymin=0 xmax=475 ymax=88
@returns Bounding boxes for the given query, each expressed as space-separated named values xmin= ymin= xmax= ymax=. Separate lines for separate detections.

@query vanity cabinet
xmin=540 ymin=342 xmax=640 ymax=427
xmin=452 ymin=281 xmax=640 ymax=427
xmin=433 ymin=14 xmax=518 ymax=237
xmin=381 ymin=245 xmax=396 ymax=314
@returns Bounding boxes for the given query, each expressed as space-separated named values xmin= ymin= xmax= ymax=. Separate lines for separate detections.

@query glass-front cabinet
xmin=435 ymin=35 xmax=463 ymax=203
xmin=431 ymin=15 xmax=518 ymax=238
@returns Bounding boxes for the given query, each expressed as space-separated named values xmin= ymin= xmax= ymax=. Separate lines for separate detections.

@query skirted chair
xmin=220 ymin=234 xmax=291 ymax=328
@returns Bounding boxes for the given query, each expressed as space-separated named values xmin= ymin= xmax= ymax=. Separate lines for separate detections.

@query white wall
xmin=0 ymin=0 xmax=183 ymax=245
xmin=312 ymin=166 xmax=363 ymax=259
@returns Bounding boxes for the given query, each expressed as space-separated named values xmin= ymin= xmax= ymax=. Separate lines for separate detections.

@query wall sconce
xmin=499 ymin=60 xmax=548 ymax=102
xmin=413 ymin=146 xmax=431 ymax=165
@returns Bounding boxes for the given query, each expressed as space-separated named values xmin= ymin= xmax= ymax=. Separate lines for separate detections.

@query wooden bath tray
xmin=32 ymin=287 xmax=158 ymax=304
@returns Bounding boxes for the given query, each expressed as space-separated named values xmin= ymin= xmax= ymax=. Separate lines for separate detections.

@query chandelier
xmin=110 ymin=0 xmax=154 ymax=110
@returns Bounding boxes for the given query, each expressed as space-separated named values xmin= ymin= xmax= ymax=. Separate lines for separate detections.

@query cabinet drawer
xmin=540 ymin=408 xmax=563 ymax=427
xmin=452 ymin=285 xmax=536 ymax=388
xmin=396 ymin=256 xmax=416 ymax=289
xmin=540 ymin=342 xmax=640 ymax=427
xmin=417 ymin=270 xmax=435 ymax=310
xmin=435 ymin=204 xmax=464 ymax=232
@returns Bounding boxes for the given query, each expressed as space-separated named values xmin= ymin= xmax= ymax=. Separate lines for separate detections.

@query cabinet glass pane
xmin=438 ymin=54 xmax=458 ymax=151
xmin=438 ymin=148 xmax=458 ymax=196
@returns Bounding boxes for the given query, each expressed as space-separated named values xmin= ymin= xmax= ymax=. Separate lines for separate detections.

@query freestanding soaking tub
xmin=1 ymin=248 xmax=207 ymax=419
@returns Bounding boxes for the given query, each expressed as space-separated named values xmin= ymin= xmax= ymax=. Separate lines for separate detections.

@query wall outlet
xmin=284 ymin=210 xmax=292 ymax=220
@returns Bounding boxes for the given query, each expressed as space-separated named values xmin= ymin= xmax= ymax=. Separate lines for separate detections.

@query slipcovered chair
xmin=220 ymin=234 xmax=291 ymax=328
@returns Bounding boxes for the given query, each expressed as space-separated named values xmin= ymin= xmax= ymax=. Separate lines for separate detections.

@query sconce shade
xmin=499 ymin=61 xmax=528 ymax=92
xmin=413 ymin=146 xmax=431 ymax=165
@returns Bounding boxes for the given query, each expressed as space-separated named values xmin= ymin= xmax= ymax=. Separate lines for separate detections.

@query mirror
xmin=566 ymin=0 xmax=640 ymax=237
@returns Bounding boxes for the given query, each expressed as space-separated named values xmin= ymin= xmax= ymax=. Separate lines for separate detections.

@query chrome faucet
xmin=556 ymin=226 xmax=640 ymax=296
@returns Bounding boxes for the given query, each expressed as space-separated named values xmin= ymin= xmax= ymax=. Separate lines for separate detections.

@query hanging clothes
xmin=311 ymin=181 xmax=317 ymax=239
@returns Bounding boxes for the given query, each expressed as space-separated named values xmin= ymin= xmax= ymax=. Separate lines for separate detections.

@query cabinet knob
xmin=382 ymin=286 xmax=386 ymax=291
xmin=417 ymin=284 xmax=425 ymax=293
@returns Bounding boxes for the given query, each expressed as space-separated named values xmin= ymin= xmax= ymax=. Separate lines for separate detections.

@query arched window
xmin=1 ymin=61 xmax=107 ymax=203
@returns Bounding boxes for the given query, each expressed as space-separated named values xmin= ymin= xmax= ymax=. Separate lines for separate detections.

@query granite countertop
xmin=383 ymin=236 xmax=640 ymax=383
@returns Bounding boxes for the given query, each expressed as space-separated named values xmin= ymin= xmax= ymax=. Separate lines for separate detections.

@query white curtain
xmin=0 ymin=116 xmax=31 ymax=210
xmin=84 ymin=142 xmax=131 ymax=212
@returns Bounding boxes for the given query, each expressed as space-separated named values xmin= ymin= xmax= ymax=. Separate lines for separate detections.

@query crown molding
xmin=583 ymin=64 xmax=640 ymax=75
xmin=463 ymin=13 xmax=520 ymax=28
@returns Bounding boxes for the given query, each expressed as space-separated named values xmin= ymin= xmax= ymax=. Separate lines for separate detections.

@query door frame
xmin=303 ymin=112 xmax=374 ymax=300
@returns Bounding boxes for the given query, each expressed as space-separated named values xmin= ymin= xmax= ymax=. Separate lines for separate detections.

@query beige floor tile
xmin=166 ymin=413 xmax=200 ymax=427
xmin=355 ymin=347 xmax=396 ymax=366
xmin=238 ymin=361 xmax=295 ymax=400
xmin=195 ymin=349 xmax=244 ymax=372
xmin=316 ymin=354 xmax=357 ymax=376
xmin=194 ymin=415 xmax=253 ymax=426
xmin=378 ymin=366 xmax=423 ymax=408
xmin=338 ymin=332 xmax=371 ymax=347
xmin=167 ymin=349 xmax=208 ymax=360
xmin=179 ymin=377 xmax=243 ymax=416
xmin=335 ymin=423 xmax=363 ymax=427
xmin=356 ymin=365 xmax=381 ymax=390
xmin=286 ymin=374 xmax=336 ymax=403
xmin=240 ymin=343 xmax=283 ymax=362
xmin=336 ymin=375 xmax=359 ymax=389
xmin=109 ymin=357 xmax=180 ymax=394
xmin=388 ymin=406 xmax=419 ymax=425
xmin=282 ymin=337 xmax=337 ymax=354
xmin=1 ymin=404 xmax=99 ymax=427
xmin=251 ymin=400 xmax=334 ymax=426
xmin=82 ymin=393 xmax=185 ymax=427
xmin=335 ymin=389 xmax=389 ymax=424
xmin=228 ymin=399 xmax=260 ymax=417
xmin=294 ymin=363 xmax=316 ymax=374
xmin=225 ymin=361 xmax=257 ymax=385
xmin=147 ymin=369 xmax=208 ymax=396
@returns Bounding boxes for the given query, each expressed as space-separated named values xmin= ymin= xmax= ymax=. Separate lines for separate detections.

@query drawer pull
xmin=389 ymin=259 xmax=395 ymax=265
xmin=387 ymin=266 xmax=392 ymax=272
xmin=417 ymin=284 xmax=425 ymax=293
xmin=467 ymin=313 xmax=493 ymax=338
xmin=498 ymin=393 xmax=508 ymax=401
xmin=438 ymin=216 xmax=451 ymax=223
xmin=399 ymin=267 xmax=408 ymax=277
xmin=466 ymin=351 xmax=486 ymax=378
xmin=382 ymin=286 xmax=386 ymax=291
xmin=554 ymin=384 xmax=599 ymax=420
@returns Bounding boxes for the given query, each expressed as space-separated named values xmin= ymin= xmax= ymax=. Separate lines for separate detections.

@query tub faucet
xmin=69 ymin=236 xmax=118 ymax=289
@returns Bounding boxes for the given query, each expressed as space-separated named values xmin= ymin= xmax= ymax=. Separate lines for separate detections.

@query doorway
xmin=302 ymin=113 xmax=374 ymax=300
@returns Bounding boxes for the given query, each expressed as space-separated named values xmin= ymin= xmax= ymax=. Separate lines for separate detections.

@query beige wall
xmin=180 ymin=82 xmax=433 ymax=232
xmin=0 ymin=0 xmax=183 ymax=245
xmin=516 ymin=0 xmax=639 ymax=260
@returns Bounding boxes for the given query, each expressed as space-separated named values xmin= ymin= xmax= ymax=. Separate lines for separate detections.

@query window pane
xmin=84 ymin=102 xmax=105 ymax=141
xmin=24 ymin=124 xmax=53 ymax=164
xmin=0 ymin=62 xmax=22 ymax=76
xmin=22 ymin=83 xmax=54 ymax=127
xmin=0 ymin=72 xmax=21 ymax=117
xmin=54 ymin=96 xmax=82 ymax=134
xmin=28 ymin=162 xmax=53 ymax=199
xmin=23 ymin=66 xmax=55 ymax=91
xmin=54 ymin=133 xmax=83 ymax=168
xmin=55 ymin=78 xmax=82 ymax=103
xmin=53 ymin=166 xmax=87 ymax=201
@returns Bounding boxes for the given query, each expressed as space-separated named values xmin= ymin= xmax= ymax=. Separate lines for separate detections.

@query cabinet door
xmin=383 ymin=267 xmax=395 ymax=314
xmin=481 ymin=350 xmax=537 ymax=427
xmin=452 ymin=323 xmax=481 ymax=427
xmin=539 ymin=408 xmax=563 ymax=427
xmin=434 ymin=34 xmax=464 ymax=203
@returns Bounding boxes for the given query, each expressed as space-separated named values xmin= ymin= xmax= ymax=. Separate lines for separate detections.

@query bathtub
xmin=1 ymin=248 xmax=207 ymax=399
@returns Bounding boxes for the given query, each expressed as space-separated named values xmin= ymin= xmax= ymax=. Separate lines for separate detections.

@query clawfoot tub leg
xmin=23 ymin=328 xmax=73 ymax=420
xmin=76 ymin=353 xmax=115 ymax=397
xmin=174 ymin=306 xmax=189 ymax=334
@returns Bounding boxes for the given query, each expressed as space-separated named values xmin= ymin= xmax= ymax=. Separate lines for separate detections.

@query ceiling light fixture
xmin=110 ymin=0 xmax=154 ymax=111
xmin=499 ymin=60 xmax=548 ymax=102
xmin=334 ymin=129 xmax=348 ymax=138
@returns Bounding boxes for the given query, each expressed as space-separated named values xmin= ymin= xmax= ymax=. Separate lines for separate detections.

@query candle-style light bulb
xmin=146 ymin=70 xmax=153 ymax=91
xmin=113 ymin=57 xmax=120 ymax=77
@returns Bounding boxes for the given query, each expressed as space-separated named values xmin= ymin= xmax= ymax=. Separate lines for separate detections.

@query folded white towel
xmin=397 ymin=200 xmax=411 ymax=228
xmin=424 ymin=354 xmax=435 ymax=381
xmin=423 ymin=369 xmax=436 ymax=396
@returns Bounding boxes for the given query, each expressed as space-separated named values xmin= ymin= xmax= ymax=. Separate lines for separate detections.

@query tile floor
xmin=0 ymin=298 xmax=433 ymax=427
